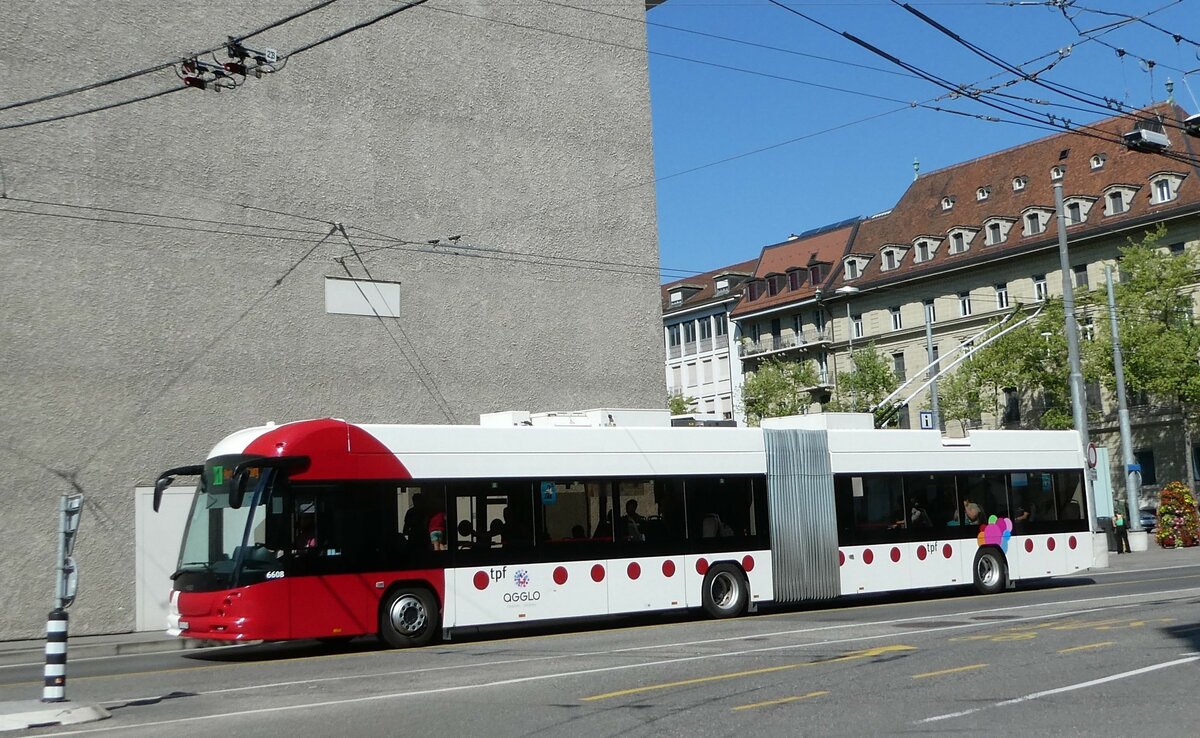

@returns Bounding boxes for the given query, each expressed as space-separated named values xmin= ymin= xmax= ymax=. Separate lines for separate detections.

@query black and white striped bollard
xmin=42 ymin=609 xmax=68 ymax=702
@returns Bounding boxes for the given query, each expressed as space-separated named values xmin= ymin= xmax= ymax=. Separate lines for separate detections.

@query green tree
xmin=667 ymin=391 xmax=696 ymax=416
xmin=1084 ymin=225 xmax=1200 ymax=491
xmin=826 ymin=343 xmax=899 ymax=414
xmin=740 ymin=358 xmax=819 ymax=426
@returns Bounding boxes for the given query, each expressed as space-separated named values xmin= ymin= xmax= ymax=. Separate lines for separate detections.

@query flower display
xmin=1154 ymin=481 xmax=1200 ymax=548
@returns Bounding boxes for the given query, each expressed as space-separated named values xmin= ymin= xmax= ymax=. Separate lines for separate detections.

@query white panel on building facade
xmin=324 ymin=277 xmax=402 ymax=318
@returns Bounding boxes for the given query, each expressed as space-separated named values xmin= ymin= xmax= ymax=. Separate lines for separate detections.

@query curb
xmin=0 ymin=637 xmax=201 ymax=668
xmin=0 ymin=701 xmax=110 ymax=732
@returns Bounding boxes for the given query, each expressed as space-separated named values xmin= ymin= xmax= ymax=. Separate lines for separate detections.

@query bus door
xmin=284 ymin=490 xmax=377 ymax=640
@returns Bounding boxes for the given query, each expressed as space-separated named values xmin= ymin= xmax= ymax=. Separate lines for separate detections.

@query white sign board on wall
xmin=134 ymin=486 xmax=193 ymax=632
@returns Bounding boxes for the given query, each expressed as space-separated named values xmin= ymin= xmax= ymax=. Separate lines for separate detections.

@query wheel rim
xmin=709 ymin=571 xmax=741 ymax=610
xmin=388 ymin=594 xmax=428 ymax=635
xmin=977 ymin=556 xmax=999 ymax=587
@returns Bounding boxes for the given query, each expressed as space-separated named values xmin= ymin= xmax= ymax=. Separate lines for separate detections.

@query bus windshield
xmin=174 ymin=455 xmax=281 ymax=591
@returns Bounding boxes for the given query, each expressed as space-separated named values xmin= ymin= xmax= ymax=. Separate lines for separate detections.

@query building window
xmin=1067 ymin=201 xmax=1082 ymax=224
xmin=1002 ymin=387 xmax=1020 ymax=425
xmin=767 ymin=277 xmax=780 ymax=297
xmin=1134 ymin=449 xmax=1157 ymax=486
xmin=1090 ymin=154 xmax=1105 ymax=170
xmin=1050 ymin=165 xmax=1064 ymax=181
xmin=941 ymin=196 xmax=954 ymax=211
xmin=809 ymin=265 xmax=823 ymax=284
xmin=815 ymin=310 xmax=827 ymax=334
xmin=1168 ymin=242 xmax=1186 ymax=256
xmin=845 ymin=260 xmax=860 ymax=280
xmin=1012 ymin=176 xmax=1027 ymax=192
xmin=1081 ymin=317 xmax=1095 ymax=341
xmin=788 ymin=271 xmax=802 ymax=290
xmin=883 ymin=250 xmax=898 ymax=271
xmin=714 ymin=314 xmax=727 ymax=336
xmin=1073 ymin=264 xmax=1089 ymax=290
xmin=669 ymin=291 xmax=683 ymax=305
xmin=976 ymin=187 xmax=990 ymax=201
xmin=924 ymin=299 xmax=936 ymax=324
xmin=668 ymin=324 xmax=681 ymax=347
xmin=986 ymin=222 xmax=1003 ymax=245
xmin=852 ymin=314 xmax=864 ymax=339
xmin=715 ymin=279 xmax=729 ymax=294
xmin=747 ymin=282 xmax=760 ymax=301
xmin=950 ymin=232 xmax=966 ymax=254
xmin=916 ymin=241 xmax=931 ymax=263
xmin=699 ymin=317 xmax=713 ymax=340
xmin=890 ymin=307 xmax=902 ymax=331
xmin=892 ymin=352 xmax=906 ymax=383
xmin=958 ymin=291 xmax=972 ymax=317
xmin=1034 ymin=274 xmax=1048 ymax=301
xmin=683 ymin=321 xmax=697 ymax=343
xmin=1152 ymin=177 xmax=1174 ymax=204
xmin=1025 ymin=212 xmax=1044 ymax=236
xmin=1106 ymin=190 xmax=1127 ymax=215
xmin=995 ymin=283 xmax=1009 ymax=309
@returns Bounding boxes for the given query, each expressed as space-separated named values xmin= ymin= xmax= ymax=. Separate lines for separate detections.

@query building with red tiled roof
xmin=662 ymin=259 xmax=757 ymax=421
xmin=731 ymin=102 xmax=1200 ymax=502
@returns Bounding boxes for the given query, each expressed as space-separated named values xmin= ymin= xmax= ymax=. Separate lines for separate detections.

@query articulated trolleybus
xmin=155 ymin=410 xmax=1092 ymax=647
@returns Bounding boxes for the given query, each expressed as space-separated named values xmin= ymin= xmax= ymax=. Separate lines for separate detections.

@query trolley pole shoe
xmin=41 ymin=609 xmax=68 ymax=703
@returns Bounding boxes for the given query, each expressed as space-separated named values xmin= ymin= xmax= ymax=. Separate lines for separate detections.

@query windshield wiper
xmin=170 ymin=561 xmax=214 ymax=580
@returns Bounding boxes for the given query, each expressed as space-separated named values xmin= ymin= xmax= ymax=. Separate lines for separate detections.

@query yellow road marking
xmin=1058 ymin=641 xmax=1114 ymax=654
xmin=912 ymin=663 xmax=988 ymax=679
xmin=732 ymin=690 xmax=829 ymax=711
xmin=580 ymin=644 xmax=915 ymax=702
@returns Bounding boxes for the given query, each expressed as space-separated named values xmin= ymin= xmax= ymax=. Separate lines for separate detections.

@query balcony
xmin=738 ymin=330 xmax=831 ymax=359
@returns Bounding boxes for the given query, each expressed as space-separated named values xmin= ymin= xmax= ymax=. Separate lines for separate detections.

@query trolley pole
xmin=1054 ymin=183 xmax=1098 ymax=532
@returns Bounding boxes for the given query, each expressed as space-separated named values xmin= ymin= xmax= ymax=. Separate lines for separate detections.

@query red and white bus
xmin=155 ymin=410 xmax=1092 ymax=647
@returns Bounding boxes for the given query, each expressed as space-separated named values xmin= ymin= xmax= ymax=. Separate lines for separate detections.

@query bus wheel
xmin=973 ymin=549 xmax=1007 ymax=595
xmin=702 ymin=563 xmax=748 ymax=618
xmin=379 ymin=587 xmax=439 ymax=648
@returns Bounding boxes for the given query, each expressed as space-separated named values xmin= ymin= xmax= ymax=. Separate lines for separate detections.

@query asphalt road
xmin=4 ymin=564 xmax=1199 ymax=737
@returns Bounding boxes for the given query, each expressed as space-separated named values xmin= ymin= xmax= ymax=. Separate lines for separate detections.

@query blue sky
xmin=646 ymin=0 xmax=1200 ymax=281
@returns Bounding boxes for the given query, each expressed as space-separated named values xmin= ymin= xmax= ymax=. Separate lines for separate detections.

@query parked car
xmin=1139 ymin=508 xmax=1157 ymax=533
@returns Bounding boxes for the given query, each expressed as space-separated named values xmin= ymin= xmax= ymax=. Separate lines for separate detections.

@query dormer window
xmin=669 ymin=290 xmax=683 ymax=305
xmin=913 ymin=237 xmax=941 ymax=263
xmin=808 ymin=264 xmax=824 ymax=284
xmin=880 ymin=245 xmax=907 ymax=272
xmin=1063 ymin=196 xmax=1096 ymax=225
xmin=976 ymin=187 xmax=991 ymax=202
xmin=1103 ymin=185 xmax=1138 ymax=216
xmin=1090 ymin=154 xmax=1106 ymax=170
xmin=1050 ymin=165 xmax=1064 ymax=181
xmin=714 ymin=278 xmax=729 ymax=294
xmin=787 ymin=270 xmax=804 ymax=291
xmin=940 ymin=196 xmax=955 ymax=211
xmin=1012 ymin=176 xmax=1028 ymax=192
xmin=747 ymin=281 xmax=762 ymax=301
xmin=983 ymin=217 xmax=1015 ymax=246
xmin=1022 ymin=208 xmax=1052 ymax=236
xmin=947 ymin=228 xmax=977 ymax=255
xmin=1149 ymin=172 xmax=1185 ymax=204
xmin=766 ymin=274 xmax=783 ymax=297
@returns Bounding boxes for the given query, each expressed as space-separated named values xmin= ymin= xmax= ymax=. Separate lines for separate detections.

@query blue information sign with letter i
xmin=540 ymin=481 xmax=557 ymax=505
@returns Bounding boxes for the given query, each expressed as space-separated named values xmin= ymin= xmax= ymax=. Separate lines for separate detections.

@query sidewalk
xmin=1093 ymin=535 xmax=1200 ymax=574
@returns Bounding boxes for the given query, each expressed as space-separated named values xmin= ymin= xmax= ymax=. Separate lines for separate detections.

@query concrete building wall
xmin=0 ymin=1 xmax=662 ymax=638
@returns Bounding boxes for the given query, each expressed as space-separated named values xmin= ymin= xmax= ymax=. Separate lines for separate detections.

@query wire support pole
xmin=1105 ymin=263 xmax=1143 ymax=532
xmin=1054 ymin=182 xmax=1098 ymax=533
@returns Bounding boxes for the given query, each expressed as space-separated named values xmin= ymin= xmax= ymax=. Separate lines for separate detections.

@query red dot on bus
xmin=863 ymin=549 xmax=874 ymax=565
xmin=1025 ymin=538 xmax=1034 ymax=553
xmin=662 ymin=560 xmax=676 ymax=577
xmin=591 ymin=564 xmax=605 ymax=583
xmin=1047 ymin=537 xmax=1056 ymax=551
xmin=942 ymin=544 xmax=953 ymax=559
xmin=890 ymin=547 xmax=901 ymax=563
xmin=553 ymin=566 xmax=568 ymax=585
xmin=838 ymin=550 xmax=845 ymax=566
xmin=696 ymin=558 xmax=709 ymax=576
xmin=742 ymin=555 xmax=755 ymax=572
xmin=627 ymin=562 xmax=641 ymax=580
xmin=1068 ymin=535 xmax=1077 ymax=550
xmin=916 ymin=545 xmax=927 ymax=561
xmin=473 ymin=571 xmax=488 ymax=590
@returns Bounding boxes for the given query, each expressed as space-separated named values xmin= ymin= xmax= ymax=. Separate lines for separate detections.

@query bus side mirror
xmin=229 ymin=468 xmax=252 ymax=510
xmin=153 ymin=465 xmax=203 ymax=512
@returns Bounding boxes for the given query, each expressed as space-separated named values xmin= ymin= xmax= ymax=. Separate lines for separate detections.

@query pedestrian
xmin=1114 ymin=509 xmax=1131 ymax=554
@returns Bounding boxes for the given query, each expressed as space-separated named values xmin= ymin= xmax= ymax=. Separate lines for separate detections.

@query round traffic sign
xmin=1086 ymin=442 xmax=1098 ymax=468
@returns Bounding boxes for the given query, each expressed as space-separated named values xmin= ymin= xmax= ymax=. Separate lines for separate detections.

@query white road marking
xmin=919 ymin=655 xmax=1200 ymax=724
xmin=32 ymin=591 xmax=1196 ymax=737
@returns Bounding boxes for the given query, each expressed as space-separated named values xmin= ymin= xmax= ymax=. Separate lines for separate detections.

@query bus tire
xmin=379 ymin=587 xmax=440 ymax=648
xmin=701 ymin=563 xmax=748 ymax=619
xmin=973 ymin=548 xmax=1007 ymax=595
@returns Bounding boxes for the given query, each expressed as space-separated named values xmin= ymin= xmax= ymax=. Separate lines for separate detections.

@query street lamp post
xmin=836 ymin=286 xmax=861 ymax=410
